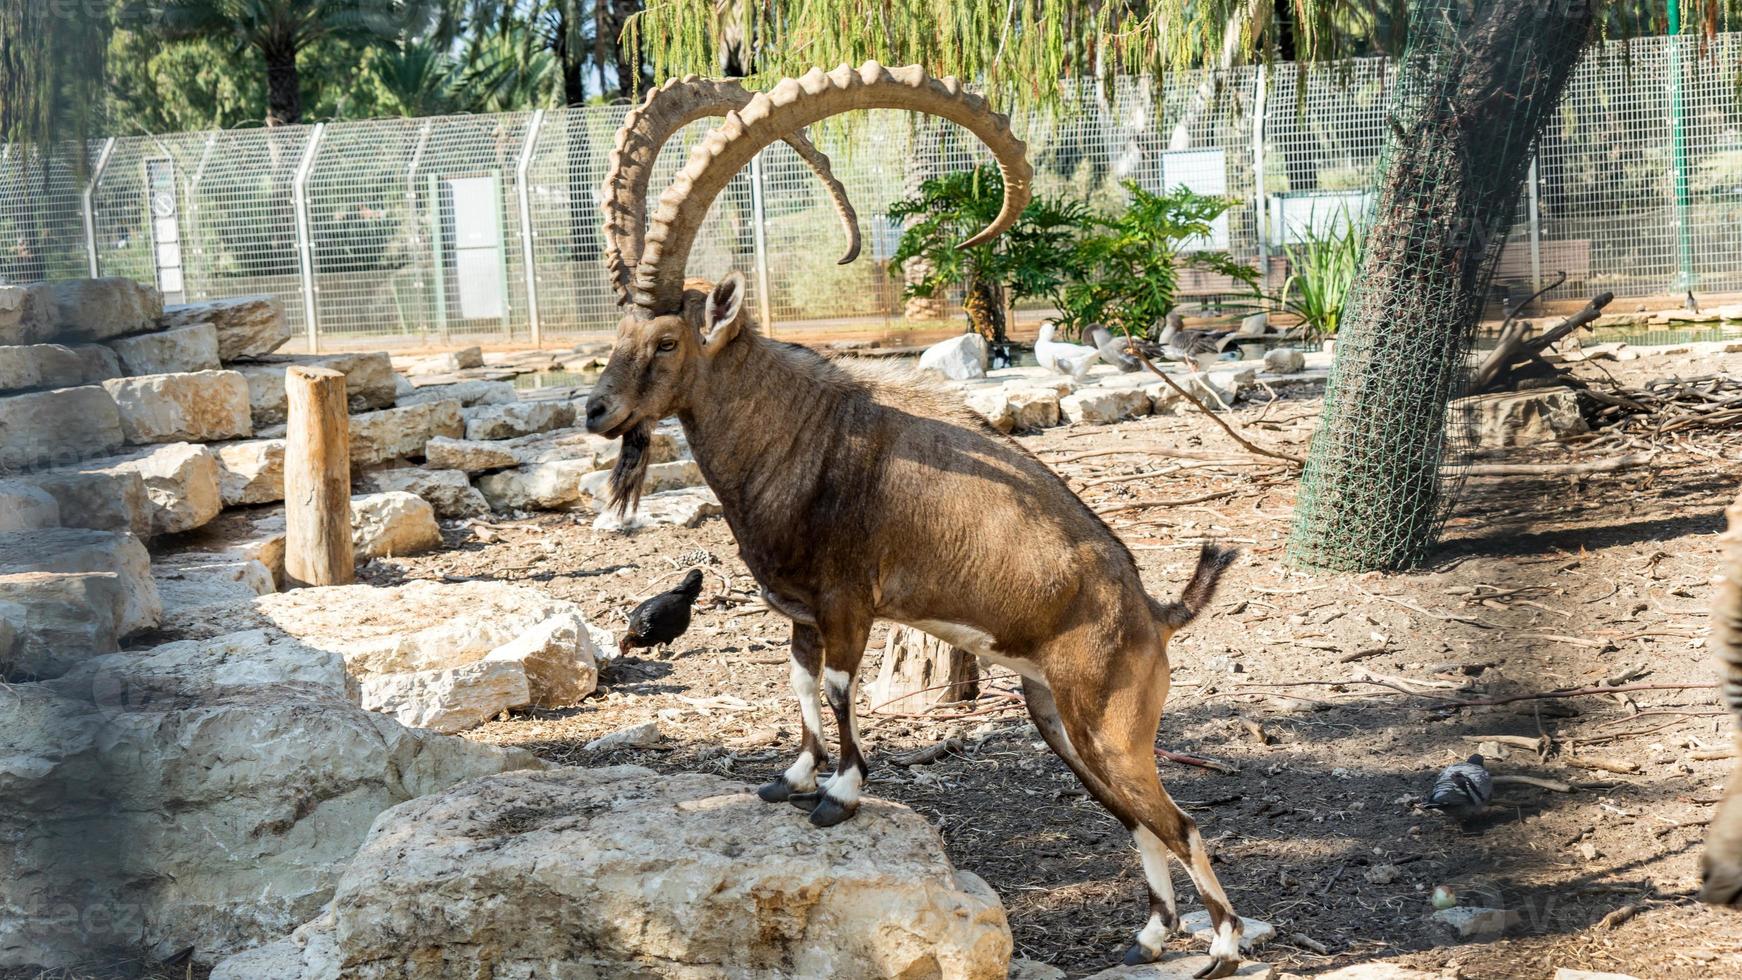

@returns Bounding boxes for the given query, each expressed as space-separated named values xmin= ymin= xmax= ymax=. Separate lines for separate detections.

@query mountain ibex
xmin=585 ymin=63 xmax=1247 ymax=977
xmin=1701 ymin=487 xmax=1742 ymax=907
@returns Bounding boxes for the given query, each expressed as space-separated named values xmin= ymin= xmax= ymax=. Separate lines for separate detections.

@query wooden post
xmin=867 ymin=626 xmax=979 ymax=714
xmin=283 ymin=366 xmax=354 ymax=588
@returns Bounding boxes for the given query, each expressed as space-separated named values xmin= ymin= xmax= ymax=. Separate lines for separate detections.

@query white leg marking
xmin=1135 ymin=827 xmax=1179 ymax=919
xmin=785 ymin=660 xmax=823 ymax=791
xmin=1186 ymin=832 xmax=1242 ymax=960
xmin=822 ymin=667 xmax=863 ymax=807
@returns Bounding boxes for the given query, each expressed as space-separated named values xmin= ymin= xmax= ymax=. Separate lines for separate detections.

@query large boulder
xmin=350 ymin=491 xmax=442 ymax=560
xmin=0 ymin=343 xmax=120 ymax=393
xmin=0 ymin=528 xmax=158 ymax=636
xmin=964 ymin=386 xmax=1016 ymax=434
xmin=37 ymin=277 xmax=162 ymax=342
xmin=18 ymin=466 xmax=149 ymax=535
xmin=919 ymin=332 xmax=989 ymax=381
xmin=348 ymin=400 xmax=464 ymax=467
xmin=0 ymin=283 xmax=48 ymax=345
xmin=461 ymin=399 xmax=577 ymax=441
xmin=106 ymin=321 xmax=221 ymax=376
xmin=213 ymin=438 xmax=286 ymax=506
xmin=593 ymin=486 xmax=722 ymax=532
xmin=355 ymin=466 xmax=489 ymax=519
xmin=103 ymin=370 xmax=252 ymax=445
xmin=1005 ymin=386 xmax=1061 ymax=430
xmin=578 ymin=458 xmax=702 ymax=510
xmin=0 ymin=480 xmax=59 ymax=531
xmin=174 ymin=580 xmax=605 ymax=733
xmin=38 ymin=443 xmax=222 ymax=537
xmin=477 ymin=459 xmax=601 ymax=512
xmin=427 ymin=425 xmax=677 ymax=474
xmin=152 ymin=553 xmax=276 ymax=624
xmin=0 ymin=385 xmax=124 ymax=473
xmin=0 ymin=630 xmax=541 ymax=968
xmin=160 ymin=295 xmax=290 ymax=361
xmin=397 ymin=378 xmax=518 ymax=408
xmin=213 ymin=767 xmax=1011 ymax=980
xmin=0 ymin=571 xmax=125 ymax=679
xmin=232 ymin=352 xmax=396 ymax=427
xmin=1060 ymin=386 xmax=1152 ymax=425
xmin=1448 ymin=387 xmax=1589 ymax=450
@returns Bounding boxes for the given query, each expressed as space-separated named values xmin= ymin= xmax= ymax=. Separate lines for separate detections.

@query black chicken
xmin=620 ymin=568 xmax=705 ymax=656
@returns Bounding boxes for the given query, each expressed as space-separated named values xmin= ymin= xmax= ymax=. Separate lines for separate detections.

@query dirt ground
xmin=349 ymin=349 xmax=1742 ymax=978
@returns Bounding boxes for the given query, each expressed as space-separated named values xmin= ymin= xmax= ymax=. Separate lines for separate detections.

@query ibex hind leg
xmin=788 ymin=610 xmax=872 ymax=828
xmin=1050 ymin=672 xmax=1243 ymax=979
xmin=758 ymin=623 xmax=827 ymax=804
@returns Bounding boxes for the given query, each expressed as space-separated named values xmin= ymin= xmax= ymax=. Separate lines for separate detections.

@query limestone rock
xmin=16 ymin=466 xmax=148 ymax=534
xmin=0 ymin=630 xmax=541 ymax=968
xmin=0 ymin=385 xmax=124 ymax=472
xmin=1060 ymin=386 xmax=1152 ymax=425
xmin=1279 ymin=967 xmax=1438 ymax=980
xmin=47 ymin=442 xmax=223 ymax=537
xmin=1179 ymin=911 xmax=1274 ymax=951
xmin=355 ymin=466 xmax=489 ymax=518
xmin=39 ymin=277 xmax=162 ymax=342
xmin=351 ymin=491 xmax=442 ymax=560
xmin=232 ymin=352 xmax=396 ymax=427
xmin=427 ymin=425 xmax=675 ymax=474
xmin=1084 ymin=959 xmax=1276 ymax=979
xmin=204 ymin=580 xmax=605 ymax=732
xmin=1009 ymin=960 xmax=1068 ymax=980
xmin=577 ymin=458 xmax=702 ymax=509
xmin=593 ymin=486 xmax=721 ymax=532
xmin=583 ymin=720 xmax=662 ymax=752
xmin=965 ymin=386 xmax=1016 ymax=433
xmin=0 ymin=480 xmax=59 ymax=531
xmin=462 ymin=399 xmax=576 ymax=440
xmin=1448 ymin=387 xmax=1589 ymax=450
xmin=0 ymin=571 xmax=124 ymax=679
xmin=152 ymin=553 xmax=276 ymax=624
xmin=477 ymin=459 xmax=599 ymax=512
xmin=1262 ymin=347 xmax=1307 ymax=374
xmin=396 ymin=346 xmax=483 ymax=376
xmin=0 ymin=528 xmax=158 ymax=636
xmin=160 ymin=295 xmax=290 ymax=360
xmin=213 ymin=438 xmax=286 ymax=506
xmin=103 ymin=370 xmax=252 ymax=444
xmin=920 ymin=332 xmax=989 ymax=380
xmin=0 ymin=343 xmax=121 ymax=393
xmin=348 ymin=400 xmax=463 ymax=467
xmin=397 ymin=378 xmax=518 ymax=408
xmin=1006 ymin=386 xmax=1061 ymax=430
xmin=1430 ymin=905 xmax=1520 ymax=938
xmin=106 ymin=321 xmax=221 ymax=375
xmin=215 ymin=766 xmax=1011 ymax=979
xmin=0 ymin=283 xmax=49 ymax=345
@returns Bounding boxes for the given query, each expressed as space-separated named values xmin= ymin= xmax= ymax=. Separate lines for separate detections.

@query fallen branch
xmin=887 ymin=737 xmax=967 ymax=767
xmin=1464 ymin=452 xmax=1655 ymax=477
xmin=1492 ymin=773 xmax=1574 ymax=793
xmin=1096 ymin=491 xmax=1237 ymax=515
xmin=1157 ymin=748 xmax=1240 ymax=774
xmin=1128 ymin=346 xmax=1305 ymax=467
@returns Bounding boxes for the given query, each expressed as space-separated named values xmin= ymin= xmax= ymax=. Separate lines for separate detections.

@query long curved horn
xmin=635 ymin=62 xmax=1032 ymax=314
xmin=600 ymin=76 xmax=861 ymax=306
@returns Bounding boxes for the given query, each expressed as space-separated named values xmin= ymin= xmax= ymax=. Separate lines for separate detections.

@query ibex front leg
xmin=786 ymin=607 xmax=872 ymax=828
xmin=758 ymin=623 xmax=827 ymax=804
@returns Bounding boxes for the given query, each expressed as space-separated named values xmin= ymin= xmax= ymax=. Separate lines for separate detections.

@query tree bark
xmin=962 ymin=276 xmax=1007 ymax=346
xmin=1288 ymin=0 xmax=1595 ymax=571
xmin=283 ymin=367 xmax=354 ymax=587
xmin=263 ymin=44 xmax=301 ymax=126
xmin=868 ymin=626 xmax=979 ymax=713
xmin=611 ymin=0 xmax=645 ymax=99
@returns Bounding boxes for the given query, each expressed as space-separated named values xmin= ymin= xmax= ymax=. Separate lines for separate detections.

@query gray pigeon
xmin=1423 ymin=754 xmax=1493 ymax=823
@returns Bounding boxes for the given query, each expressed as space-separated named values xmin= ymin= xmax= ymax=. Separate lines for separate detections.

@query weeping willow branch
xmin=0 ymin=1 xmax=110 ymax=150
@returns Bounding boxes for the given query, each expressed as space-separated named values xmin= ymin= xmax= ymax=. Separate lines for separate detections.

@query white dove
xmin=1034 ymin=322 xmax=1101 ymax=380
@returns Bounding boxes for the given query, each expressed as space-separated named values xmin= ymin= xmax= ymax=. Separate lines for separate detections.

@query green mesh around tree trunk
xmin=1287 ymin=0 xmax=1595 ymax=572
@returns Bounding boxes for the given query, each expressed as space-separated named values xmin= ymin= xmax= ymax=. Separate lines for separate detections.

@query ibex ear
xmin=701 ymin=271 xmax=747 ymax=356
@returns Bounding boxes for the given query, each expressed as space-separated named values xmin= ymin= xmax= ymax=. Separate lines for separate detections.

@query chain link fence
xmin=1 ymin=32 xmax=1738 ymax=350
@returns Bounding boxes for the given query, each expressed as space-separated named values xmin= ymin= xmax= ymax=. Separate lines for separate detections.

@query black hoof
xmin=1120 ymin=942 xmax=1161 ymax=966
xmin=757 ymin=777 xmax=795 ymax=803
xmin=808 ymin=795 xmax=858 ymax=827
xmin=1193 ymin=956 xmax=1240 ymax=980
xmin=786 ymin=789 xmax=824 ymax=812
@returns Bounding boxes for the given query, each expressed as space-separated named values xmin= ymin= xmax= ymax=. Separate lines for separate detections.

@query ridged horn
xmin=635 ymin=61 xmax=1032 ymax=314
xmin=600 ymin=75 xmax=861 ymax=307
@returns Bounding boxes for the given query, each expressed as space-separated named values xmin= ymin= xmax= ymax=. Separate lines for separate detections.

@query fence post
xmin=749 ymin=151 xmax=776 ymax=335
xmin=291 ymin=123 xmax=326 ymax=353
xmin=1251 ymin=65 xmax=1270 ymax=291
xmin=1526 ymin=154 xmax=1543 ymax=303
xmin=516 ymin=109 xmax=546 ymax=346
xmin=82 ymin=138 xmax=117 ymax=278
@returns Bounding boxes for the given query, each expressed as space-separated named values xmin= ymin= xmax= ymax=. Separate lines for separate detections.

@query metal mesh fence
xmin=0 ymin=32 xmax=1737 ymax=349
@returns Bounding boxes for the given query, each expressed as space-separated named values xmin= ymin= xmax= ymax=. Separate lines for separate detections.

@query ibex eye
xmin=656 ymin=338 xmax=677 ymax=353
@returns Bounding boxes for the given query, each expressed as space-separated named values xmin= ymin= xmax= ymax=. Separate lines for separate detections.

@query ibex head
xmin=584 ymin=61 xmax=1033 ymax=513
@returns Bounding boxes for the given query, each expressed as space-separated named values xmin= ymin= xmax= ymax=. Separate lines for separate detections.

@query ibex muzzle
xmin=588 ymin=62 xmax=1248 ymax=978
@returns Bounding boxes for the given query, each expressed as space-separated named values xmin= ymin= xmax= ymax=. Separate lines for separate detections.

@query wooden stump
xmin=867 ymin=626 xmax=979 ymax=714
xmin=283 ymin=365 xmax=354 ymax=588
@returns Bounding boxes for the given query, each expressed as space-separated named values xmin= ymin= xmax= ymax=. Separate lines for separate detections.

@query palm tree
xmin=1 ymin=1 xmax=109 ymax=147
xmin=131 ymin=0 xmax=420 ymax=125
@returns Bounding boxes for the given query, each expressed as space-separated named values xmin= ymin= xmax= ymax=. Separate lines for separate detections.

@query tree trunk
xmin=283 ymin=367 xmax=354 ymax=587
xmin=962 ymin=276 xmax=1007 ymax=346
xmin=263 ymin=44 xmax=301 ymax=127
xmin=611 ymin=0 xmax=645 ymax=99
xmin=553 ymin=7 xmax=585 ymax=107
xmin=1287 ymin=0 xmax=1594 ymax=571
xmin=594 ymin=0 xmax=612 ymax=97
xmin=867 ymin=626 xmax=979 ymax=714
